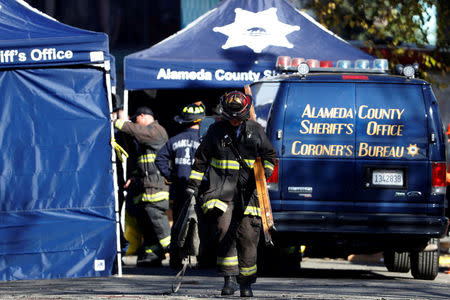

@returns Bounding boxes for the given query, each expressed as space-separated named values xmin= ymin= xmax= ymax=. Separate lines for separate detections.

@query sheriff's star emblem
xmin=213 ymin=8 xmax=300 ymax=53
xmin=406 ymin=144 xmax=419 ymax=157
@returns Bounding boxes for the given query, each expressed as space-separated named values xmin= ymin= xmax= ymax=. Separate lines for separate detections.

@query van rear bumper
xmin=273 ymin=212 xmax=449 ymax=238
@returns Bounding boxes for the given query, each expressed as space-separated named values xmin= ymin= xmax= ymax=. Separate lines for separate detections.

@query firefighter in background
xmin=155 ymin=102 xmax=205 ymax=269
xmin=114 ymin=106 xmax=171 ymax=267
xmin=186 ymin=91 xmax=276 ymax=297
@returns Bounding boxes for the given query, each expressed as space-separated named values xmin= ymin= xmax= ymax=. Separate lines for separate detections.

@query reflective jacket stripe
xmin=189 ymin=170 xmax=204 ymax=181
xmin=244 ymin=159 xmax=255 ymax=168
xmin=134 ymin=191 xmax=169 ymax=203
xmin=211 ymin=158 xmax=240 ymax=170
xmin=201 ymin=199 xmax=228 ymax=213
xmin=138 ymin=153 xmax=156 ymax=163
xmin=243 ymin=206 xmax=261 ymax=217
xmin=115 ymin=119 xmax=126 ymax=130
xmin=210 ymin=158 xmax=256 ymax=170
xmin=264 ymin=160 xmax=274 ymax=171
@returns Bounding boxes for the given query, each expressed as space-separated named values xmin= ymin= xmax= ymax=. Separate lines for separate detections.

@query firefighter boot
xmin=221 ymin=276 xmax=237 ymax=296
xmin=136 ymin=247 xmax=162 ymax=267
xmin=240 ymin=283 xmax=253 ymax=297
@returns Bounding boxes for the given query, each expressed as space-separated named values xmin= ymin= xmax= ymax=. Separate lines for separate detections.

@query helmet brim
xmin=174 ymin=115 xmax=204 ymax=124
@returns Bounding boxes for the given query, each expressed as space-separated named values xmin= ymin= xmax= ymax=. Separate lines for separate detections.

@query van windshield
xmin=252 ymin=82 xmax=281 ymax=128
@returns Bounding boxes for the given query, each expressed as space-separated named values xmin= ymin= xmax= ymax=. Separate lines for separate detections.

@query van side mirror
xmin=199 ymin=116 xmax=216 ymax=140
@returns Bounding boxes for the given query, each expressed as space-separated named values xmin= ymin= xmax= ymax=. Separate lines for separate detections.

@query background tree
xmin=302 ymin=0 xmax=449 ymax=82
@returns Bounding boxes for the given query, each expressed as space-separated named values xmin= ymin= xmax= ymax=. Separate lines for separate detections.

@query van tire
xmin=383 ymin=251 xmax=410 ymax=273
xmin=410 ymin=238 xmax=440 ymax=280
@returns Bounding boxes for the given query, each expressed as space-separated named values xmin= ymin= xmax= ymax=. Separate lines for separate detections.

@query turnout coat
xmin=187 ymin=119 xmax=276 ymax=216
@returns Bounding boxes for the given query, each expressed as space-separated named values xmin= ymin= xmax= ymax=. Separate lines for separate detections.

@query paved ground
xmin=0 ymin=254 xmax=449 ymax=300
xmin=0 ymin=238 xmax=448 ymax=299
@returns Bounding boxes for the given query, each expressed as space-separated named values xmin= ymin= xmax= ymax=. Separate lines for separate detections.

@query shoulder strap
xmin=223 ymin=132 xmax=251 ymax=172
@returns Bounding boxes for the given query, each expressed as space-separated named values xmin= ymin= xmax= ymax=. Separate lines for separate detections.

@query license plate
xmin=372 ymin=169 xmax=404 ymax=187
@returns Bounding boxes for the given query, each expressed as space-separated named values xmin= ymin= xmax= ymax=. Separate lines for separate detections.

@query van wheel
xmin=383 ymin=251 xmax=410 ymax=273
xmin=410 ymin=238 xmax=440 ymax=280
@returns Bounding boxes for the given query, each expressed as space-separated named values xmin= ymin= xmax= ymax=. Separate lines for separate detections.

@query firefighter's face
xmin=229 ymin=118 xmax=242 ymax=127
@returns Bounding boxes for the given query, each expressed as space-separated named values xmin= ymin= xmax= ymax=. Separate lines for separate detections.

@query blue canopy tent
xmin=123 ymin=0 xmax=374 ymax=126
xmin=0 ymin=0 xmax=120 ymax=280
xmin=124 ymin=0 xmax=373 ymax=92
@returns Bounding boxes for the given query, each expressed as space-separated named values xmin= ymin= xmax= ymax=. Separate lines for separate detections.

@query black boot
xmin=136 ymin=249 xmax=162 ymax=267
xmin=240 ymin=283 xmax=253 ymax=297
xmin=221 ymin=276 xmax=237 ymax=296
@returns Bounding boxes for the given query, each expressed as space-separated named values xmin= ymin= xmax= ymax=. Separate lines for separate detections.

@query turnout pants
xmin=169 ymin=182 xmax=188 ymax=267
xmin=136 ymin=200 xmax=171 ymax=261
xmin=215 ymin=201 xmax=261 ymax=285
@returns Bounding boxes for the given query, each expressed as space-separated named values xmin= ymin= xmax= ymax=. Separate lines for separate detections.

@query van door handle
xmin=277 ymin=129 xmax=282 ymax=140
xmin=430 ymin=133 xmax=436 ymax=143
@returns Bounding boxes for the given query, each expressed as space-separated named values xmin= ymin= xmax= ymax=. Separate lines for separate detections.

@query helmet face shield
xmin=220 ymin=91 xmax=252 ymax=121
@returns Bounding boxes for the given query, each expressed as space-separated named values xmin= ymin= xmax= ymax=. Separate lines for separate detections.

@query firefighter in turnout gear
xmin=186 ymin=91 xmax=276 ymax=297
xmin=155 ymin=102 xmax=205 ymax=269
xmin=115 ymin=106 xmax=171 ymax=267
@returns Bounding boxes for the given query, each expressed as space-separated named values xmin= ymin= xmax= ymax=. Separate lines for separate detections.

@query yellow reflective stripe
xmin=159 ymin=235 xmax=171 ymax=248
xmin=264 ymin=160 xmax=274 ymax=171
xmin=134 ymin=191 xmax=169 ymax=203
xmin=244 ymin=159 xmax=255 ymax=168
xmin=211 ymin=158 xmax=240 ymax=170
xmin=189 ymin=170 xmax=204 ymax=181
xmin=144 ymin=245 xmax=161 ymax=253
xmin=142 ymin=191 xmax=169 ymax=202
xmin=115 ymin=119 xmax=126 ymax=130
xmin=217 ymin=256 xmax=238 ymax=266
xmin=202 ymin=199 xmax=228 ymax=213
xmin=240 ymin=265 xmax=257 ymax=276
xmin=138 ymin=153 xmax=156 ymax=163
xmin=243 ymin=206 xmax=261 ymax=217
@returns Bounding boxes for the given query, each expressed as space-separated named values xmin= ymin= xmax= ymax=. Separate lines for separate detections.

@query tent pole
xmin=123 ymin=90 xmax=129 ymax=178
xmin=105 ymin=60 xmax=123 ymax=277
xmin=123 ymin=90 xmax=129 ymax=122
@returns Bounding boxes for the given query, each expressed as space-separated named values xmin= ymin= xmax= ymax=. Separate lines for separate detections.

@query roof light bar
xmin=373 ymin=59 xmax=389 ymax=71
xmin=274 ymin=56 xmax=390 ymax=75
xmin=355 ymin=59 xmax=370 ymax=69
xmin=291 ymin=57 xmax=305 ymax=67
xmin=336 ymin=60 xmax=352 ymax=69
xmin=306 ymin=59 xmax=320 ymax=68
xmin=320 ymin=60 xmax=332 ymax=68
xmin=275 ymin=56 xmax=291 ymax=70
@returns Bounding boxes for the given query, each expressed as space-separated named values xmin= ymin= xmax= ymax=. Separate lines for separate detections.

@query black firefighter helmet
xmin=219 ymin=91 xmax=252 ymax=121
xmin=174 ymin=102 xmax=205 ymax=124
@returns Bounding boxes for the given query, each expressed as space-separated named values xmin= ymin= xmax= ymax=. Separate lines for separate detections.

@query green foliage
xmin=303 ymin=0 xmax=449 ymax=80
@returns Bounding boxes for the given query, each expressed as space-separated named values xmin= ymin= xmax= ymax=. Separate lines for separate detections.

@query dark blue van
xmin=251 ymin=58 xmax=448 ymax=280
